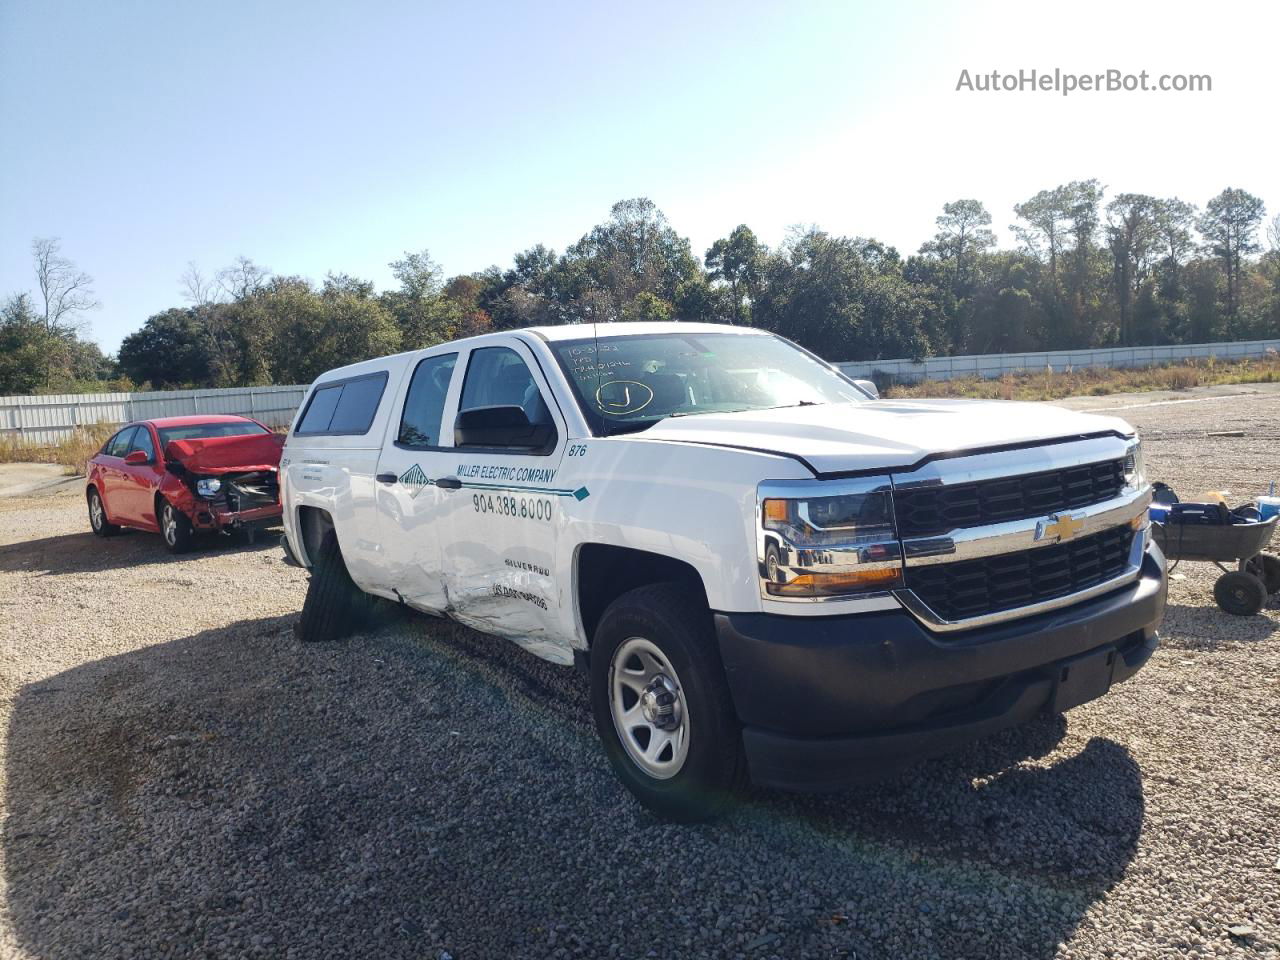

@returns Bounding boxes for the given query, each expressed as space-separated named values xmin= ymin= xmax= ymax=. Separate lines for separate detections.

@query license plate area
xmin=1051 ymin=647 xmax=1117 ymax=713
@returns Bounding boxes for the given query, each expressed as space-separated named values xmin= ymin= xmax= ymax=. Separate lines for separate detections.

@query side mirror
xmin=853 ymin=379 xmax=880 ymax=399
xmin=123 ymin=450 xmax=151 ymax=465
xmin=455 ymin=405 xmax=554 ymax=451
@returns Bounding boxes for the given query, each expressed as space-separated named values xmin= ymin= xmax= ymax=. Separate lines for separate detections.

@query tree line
xmin=3 ymin=185 xmax=1278 ymax=395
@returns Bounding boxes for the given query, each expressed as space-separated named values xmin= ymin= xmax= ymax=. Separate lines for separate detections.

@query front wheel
xmin=160 ymin=499 xmax=194 ymax=554
xmin=589 ymin=582 xmax=748 ymax=822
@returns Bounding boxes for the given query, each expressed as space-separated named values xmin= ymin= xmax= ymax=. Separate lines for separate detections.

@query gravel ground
xmin=1 ymin=390 xmax=1278 ymax=960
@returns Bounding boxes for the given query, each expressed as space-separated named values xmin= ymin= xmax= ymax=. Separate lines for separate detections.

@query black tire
xmin=589 ymin=582 xmax=748 ymax=822
xmin=1214 ymin=570 xmax=1267 ymax=616
xmin=159 ymin=498 xmax=194 ymax=554
xmin=296 ymin=529 xmax=373 ymax=643
xmin=87 ymin=487 xmax=120 ymax=537
xmin=1241 ymin=553 xmax=1280 ymax=595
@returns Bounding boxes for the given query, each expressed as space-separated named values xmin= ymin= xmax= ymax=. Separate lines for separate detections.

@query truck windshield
xmin=550 ymin=331 xmax=867 ymax=435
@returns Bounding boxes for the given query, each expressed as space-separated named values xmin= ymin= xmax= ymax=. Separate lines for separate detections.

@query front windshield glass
xmin=550 ymin=331 xmax=867 ymax=435
xmin=158 ymin=420 xmax=270 ymax=445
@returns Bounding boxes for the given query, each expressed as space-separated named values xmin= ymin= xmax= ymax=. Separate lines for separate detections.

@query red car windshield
xmin=157 ymin=421 xmax=270 ymax=445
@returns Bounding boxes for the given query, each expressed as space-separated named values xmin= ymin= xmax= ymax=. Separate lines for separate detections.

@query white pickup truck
xmin=280 ymin=321 xmax=1165 ymax=820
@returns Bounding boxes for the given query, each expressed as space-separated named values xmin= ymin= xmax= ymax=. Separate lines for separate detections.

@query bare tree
xmin=31 ymin=237 xmax=99 ymax=336
xmin=1267 ymin=214 xmax=1280 ymax=253
xmin=215 ymin=256 xmax=270 ymax=301
xmin=180 ymin=261 xmax=220 ymax=306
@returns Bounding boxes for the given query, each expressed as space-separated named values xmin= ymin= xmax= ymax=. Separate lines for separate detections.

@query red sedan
xmin=85 ymin=415 xmax=284 ymax=553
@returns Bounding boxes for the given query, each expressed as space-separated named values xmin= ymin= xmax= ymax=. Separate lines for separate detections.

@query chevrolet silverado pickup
xmin=280 ymin=322 xmax=1166 ymax=820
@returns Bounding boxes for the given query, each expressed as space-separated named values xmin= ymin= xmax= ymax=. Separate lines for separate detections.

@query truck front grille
xmin=893 ymin=458 xmax=1125 ymax=538
xmin=906 ymin=526 xmax=1132 ymax=622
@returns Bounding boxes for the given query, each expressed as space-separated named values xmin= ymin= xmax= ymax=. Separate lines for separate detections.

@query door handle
xmin=376 ymin=473 xmax=398 ymax=484
xmin=434 ymin=476 xmax=462 ymax=490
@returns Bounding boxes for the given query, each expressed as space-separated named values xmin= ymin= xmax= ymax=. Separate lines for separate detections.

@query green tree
xmin=1199 ymin=187 xmax=1266 ymax=327
xmin=117 ymin=308 xmax=214 ymax=387
xmin=753 ymin=229 xmax=930 ymax=361
xmin=564 ymin=198 xmax=700 ymax=322
xmin=1105 ymin=194 xmax=1159 ymax=345
xmin=705 ymin=225 xmax=764 ymax=323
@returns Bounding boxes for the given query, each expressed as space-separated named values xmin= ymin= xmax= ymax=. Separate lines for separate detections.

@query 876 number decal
xmin=473 ymin=492 xmax=553 ymax=522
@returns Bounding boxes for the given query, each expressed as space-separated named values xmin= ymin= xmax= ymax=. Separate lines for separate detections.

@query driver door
xmin=438 ymin=340 xmax=571 ymax=662
xmin=117 ymin=423 xmax=161 ymax=526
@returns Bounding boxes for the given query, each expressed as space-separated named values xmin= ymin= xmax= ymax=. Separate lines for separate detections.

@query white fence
xmin=0 ymin=384 xmax=308 ymax=446
xmin=836 ymin=338 xmax=1280 ymax=384
xmin=5 ymin=336 xmax=1280 ymax=446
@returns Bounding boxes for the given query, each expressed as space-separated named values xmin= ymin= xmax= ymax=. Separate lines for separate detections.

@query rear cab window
xmin=398 ymin=353 xmax=458 ymax=448
xmin=295 ymin=372 xmax=389 ymax=437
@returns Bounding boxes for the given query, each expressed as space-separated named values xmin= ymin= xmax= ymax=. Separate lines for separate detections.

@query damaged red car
xmin=85 ymin=415 xmax=284 ymax=553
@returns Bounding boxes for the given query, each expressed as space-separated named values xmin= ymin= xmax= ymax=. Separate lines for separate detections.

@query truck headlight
xmin=1123 ymin=439 xmax=1146 ymax=490
xmin=758 ymin=479 xmax=902 ymax=599
xmin=196 ymin=477 xmax=222 ymax=498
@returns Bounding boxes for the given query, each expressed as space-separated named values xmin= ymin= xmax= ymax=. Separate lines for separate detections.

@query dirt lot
xmin=2 ymin=390 xmax=1278 ymax=960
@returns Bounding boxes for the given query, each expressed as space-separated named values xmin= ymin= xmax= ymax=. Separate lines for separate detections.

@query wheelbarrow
xmin=1150 ymin=487 xmax=1280 ymax=616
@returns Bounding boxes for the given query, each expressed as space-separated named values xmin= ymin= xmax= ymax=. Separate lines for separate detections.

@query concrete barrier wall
xmin=835 ymin=338 xmax=1280 ymax=383
xmin=0 ymin=384 xmax=308 ymax=445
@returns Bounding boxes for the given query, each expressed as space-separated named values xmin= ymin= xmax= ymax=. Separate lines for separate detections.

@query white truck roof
xmin=310 ymin=322 xmax=770 ymax=384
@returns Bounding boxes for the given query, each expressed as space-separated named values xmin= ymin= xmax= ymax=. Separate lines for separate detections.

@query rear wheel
xmin=589 ymin=582 xmax=748 ymax=822
xmin=87 ymin=488 xmax=119 ymax=537
xmin=160 ymin=499 xmax=194 ymax=554
xmin=1214 ymin=570 xmax=1267 ymax=616
xmin=1240 ymin=553 xmax=1280 ymax=595
xmin=296 ymin=529 xmax=373 ymax=642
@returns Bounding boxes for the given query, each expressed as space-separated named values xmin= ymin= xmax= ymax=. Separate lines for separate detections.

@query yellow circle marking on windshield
xmin=595 ymin=380 xmax=654 ymax=415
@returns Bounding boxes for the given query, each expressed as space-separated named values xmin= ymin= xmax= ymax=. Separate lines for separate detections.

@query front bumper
xmin=190 ymin=502 xmax=283 ymax=532
xmin=715 ymin=543 xmax=1166 ymax=791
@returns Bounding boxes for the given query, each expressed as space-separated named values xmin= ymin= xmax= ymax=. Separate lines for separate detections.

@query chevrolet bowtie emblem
xmin=1036 ymin=512 xmax=1086 ymax=543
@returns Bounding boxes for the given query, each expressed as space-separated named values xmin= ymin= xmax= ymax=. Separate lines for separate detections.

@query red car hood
xmin=164 ymin=433 xmax=284 ymax=474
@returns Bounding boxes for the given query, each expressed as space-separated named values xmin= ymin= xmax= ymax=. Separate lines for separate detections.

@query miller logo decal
xmin=1035 ymin=512 xmax=1086 ymax=543
xmin=398 ymin=464 xmax=431 ymax=499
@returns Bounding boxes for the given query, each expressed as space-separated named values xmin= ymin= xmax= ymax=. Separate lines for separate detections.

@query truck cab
xmin=281 ymin=322 xmax=1165 ymax=820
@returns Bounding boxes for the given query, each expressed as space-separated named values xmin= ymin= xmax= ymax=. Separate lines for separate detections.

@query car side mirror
xmin=123 ymin=450 xmax=151 ymax=465
xmin=853 ymin=378 xmax=880 ymax=399
xmin=455 ymin=405 xmax=554 ymax=451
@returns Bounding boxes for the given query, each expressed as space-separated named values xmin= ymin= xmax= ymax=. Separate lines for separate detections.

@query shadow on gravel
xmin=6 ymin=612 xmax=1144 ymax=960
xmin=1161 ymin=601 xmax=1279 ymax=648
xmin=0 ymin=527 xmax=281 ymax=576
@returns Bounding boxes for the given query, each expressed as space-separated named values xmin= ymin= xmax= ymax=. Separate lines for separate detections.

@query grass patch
xmin=880 ymin=353 xmax=1280 ymax=401
xmin=0 ymin=423 xmax=119 ymax=477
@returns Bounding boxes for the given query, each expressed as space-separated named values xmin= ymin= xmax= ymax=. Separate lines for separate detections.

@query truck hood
xmin=164 ymin=433 xmax=284 ymax=475
xmin=637 ymin=399 xmax=1134 ymax=475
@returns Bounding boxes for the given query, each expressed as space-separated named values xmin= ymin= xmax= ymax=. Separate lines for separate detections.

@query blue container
xmin=1257 ymin=496 xmax=1280 ymax=521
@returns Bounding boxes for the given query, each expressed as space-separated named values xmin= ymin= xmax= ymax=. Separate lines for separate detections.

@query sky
xmin=2 ymin=0 xmax=1277 ymax=353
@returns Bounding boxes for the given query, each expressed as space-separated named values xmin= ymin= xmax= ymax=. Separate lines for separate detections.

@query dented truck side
xmin=281 ymin=322 xmax=1166 ymax=821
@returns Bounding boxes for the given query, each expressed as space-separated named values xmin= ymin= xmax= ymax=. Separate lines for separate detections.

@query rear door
xmin=373 ymin=349 xmax=461 ymax=613
xmin=438 ymin=339 xmax=571 ymax=662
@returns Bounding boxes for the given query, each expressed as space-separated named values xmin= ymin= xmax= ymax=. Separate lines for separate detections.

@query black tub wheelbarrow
xmin=1150 ymin=484 xmax=1280 ymax=616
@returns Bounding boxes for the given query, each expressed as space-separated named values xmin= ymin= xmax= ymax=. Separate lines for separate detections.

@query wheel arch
xmin=295 ymin=505 xmax=336 ymax=568
xmin=575 ymin=543 xmax=710 ymax=648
